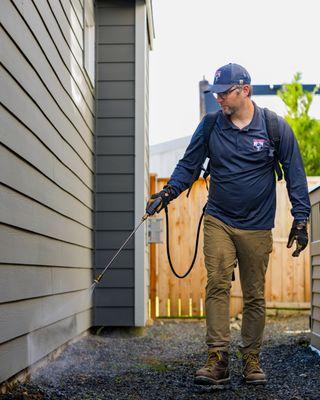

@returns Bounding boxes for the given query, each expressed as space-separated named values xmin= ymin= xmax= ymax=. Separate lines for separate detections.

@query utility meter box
xmin=147 ymin=217 xmax=163 ymax=243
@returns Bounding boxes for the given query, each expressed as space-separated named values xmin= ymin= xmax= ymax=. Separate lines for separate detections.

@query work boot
xmin=194 ymin=348 xmax=230 ymax=387
xmin=242 ymin=352 xmax=267 ymax=385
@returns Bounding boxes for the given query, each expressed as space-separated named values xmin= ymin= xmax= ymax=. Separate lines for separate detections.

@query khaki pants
xmin=203 ymin=214 xmax=273 ymax=355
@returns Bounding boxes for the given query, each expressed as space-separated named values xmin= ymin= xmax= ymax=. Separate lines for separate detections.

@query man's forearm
xmin=167 ymin=161 xmax=203 ymax=199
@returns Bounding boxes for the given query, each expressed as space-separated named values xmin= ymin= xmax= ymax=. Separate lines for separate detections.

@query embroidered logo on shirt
xmin=253 ymin=139 xmax=266 ymax=151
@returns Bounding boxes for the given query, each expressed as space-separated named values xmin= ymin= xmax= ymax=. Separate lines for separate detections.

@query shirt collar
xmin=218 ymin=102 xmax=263 ymax=132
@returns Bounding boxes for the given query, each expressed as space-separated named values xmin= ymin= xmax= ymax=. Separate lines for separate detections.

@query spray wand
xmin=91 ymin=197 xmax=162 ymax=290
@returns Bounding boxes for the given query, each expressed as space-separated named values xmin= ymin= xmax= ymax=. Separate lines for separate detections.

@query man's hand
xmin=287 ymin=220 xmax=308 ymax=257
xmin=145 ymin=185 xmax=174 ymax=216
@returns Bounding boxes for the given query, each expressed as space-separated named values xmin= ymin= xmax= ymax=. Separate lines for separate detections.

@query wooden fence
xmin=149 ymin=175 xmax=320 ymax=319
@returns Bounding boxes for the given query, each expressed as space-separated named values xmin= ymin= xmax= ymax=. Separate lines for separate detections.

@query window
xmin=84 ymin=0 xmax=95 ymax=86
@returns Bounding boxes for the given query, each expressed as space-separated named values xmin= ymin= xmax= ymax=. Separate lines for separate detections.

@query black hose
xmin=164 ymin=204 xmax=206 ymax=279
xmin=164 ymin=204 xmax=236 ymax=281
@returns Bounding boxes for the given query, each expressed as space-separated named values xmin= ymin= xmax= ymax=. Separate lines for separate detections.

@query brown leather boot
xmin=242 ymin=352 xmax=267 ymax=385
xmin=194 ymin=348 xmax=230 ymax=387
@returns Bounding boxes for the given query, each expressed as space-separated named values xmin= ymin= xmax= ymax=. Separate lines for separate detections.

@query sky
xmin=149 ymin=0 xmax=320 ymax=145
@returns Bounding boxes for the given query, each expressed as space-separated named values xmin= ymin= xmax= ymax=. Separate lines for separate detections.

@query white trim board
xmin=134 ymin=0 xmax=148 ymax=327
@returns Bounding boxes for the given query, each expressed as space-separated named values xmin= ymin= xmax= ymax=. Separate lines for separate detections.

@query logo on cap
xmin=215 ymin=70 xmax=221 ymax=80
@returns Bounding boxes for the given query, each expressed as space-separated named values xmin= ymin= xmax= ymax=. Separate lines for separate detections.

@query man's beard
xmin=221 ymin=105 xmax=237 ymax=116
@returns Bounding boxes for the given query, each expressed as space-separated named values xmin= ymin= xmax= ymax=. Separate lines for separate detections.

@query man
xmin=146 ymin=63 xmax=310 ymax=387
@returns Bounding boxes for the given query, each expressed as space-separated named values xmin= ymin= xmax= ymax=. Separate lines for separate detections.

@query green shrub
xmin=277 ymin=73 xmax=320 ymax=176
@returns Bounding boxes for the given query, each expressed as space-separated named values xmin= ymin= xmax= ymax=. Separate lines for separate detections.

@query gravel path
xmin=2 ymin=313 xmax=320 ymax=400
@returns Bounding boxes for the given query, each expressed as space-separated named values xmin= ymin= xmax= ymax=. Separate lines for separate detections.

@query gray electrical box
xmin=147 ymin=218 xmax=163 ymax=243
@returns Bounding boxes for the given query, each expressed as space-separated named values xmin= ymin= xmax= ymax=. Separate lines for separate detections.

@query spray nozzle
xmin=94 ymin=274 xmax=103 ymax=284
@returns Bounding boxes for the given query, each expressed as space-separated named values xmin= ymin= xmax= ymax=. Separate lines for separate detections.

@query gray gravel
xmin=2 ymin=313 xmax=320 ymax=400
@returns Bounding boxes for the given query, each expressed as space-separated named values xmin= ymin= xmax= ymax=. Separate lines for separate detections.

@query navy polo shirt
xmin=167 ymin=103 xmax=311 ymax=230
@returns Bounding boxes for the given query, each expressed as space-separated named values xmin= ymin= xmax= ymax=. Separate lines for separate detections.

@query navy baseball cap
xmin=207 ymin=63 xmax=251 ymax=93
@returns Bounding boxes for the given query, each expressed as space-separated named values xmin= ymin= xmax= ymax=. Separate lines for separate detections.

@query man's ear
xmin=242 ymin=85 xmax=251 ymax=98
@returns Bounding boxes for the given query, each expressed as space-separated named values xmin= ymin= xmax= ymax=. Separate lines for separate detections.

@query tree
xmin=277 ymin=73 xmax=320 ymax=176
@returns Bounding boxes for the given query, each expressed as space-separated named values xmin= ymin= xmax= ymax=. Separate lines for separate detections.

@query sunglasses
xmin=213 ymin=86 xmax=239 ymax=100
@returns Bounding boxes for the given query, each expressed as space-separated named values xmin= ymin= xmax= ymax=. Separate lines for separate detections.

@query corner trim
xmin=134 ymin=0 xmax=148 ymax=327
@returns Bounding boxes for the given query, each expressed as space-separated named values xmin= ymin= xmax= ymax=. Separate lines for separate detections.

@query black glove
xmin=287 ymin=220 xmax=308 ymax=257
xmin=145 ymin=185 xmax=174 ymax=216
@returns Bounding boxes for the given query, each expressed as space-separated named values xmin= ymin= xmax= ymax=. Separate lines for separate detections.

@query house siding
xmin=94 ymin=0 xmax=136 ymax=326
xmin=0 ymin=0 xmax=94 ymax=383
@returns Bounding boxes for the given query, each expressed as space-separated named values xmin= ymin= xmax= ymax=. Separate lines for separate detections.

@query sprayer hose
xmin=164 ymin=205 xmax=205 ymax=279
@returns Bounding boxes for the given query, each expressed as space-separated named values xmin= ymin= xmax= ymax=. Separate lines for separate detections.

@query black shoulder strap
xmin=186 ymin=112 xmax=219 ymax=197
xmin=203 ymin=111 xmax=220 ymax=146
xmin=264 ymin=108 xmax=283 ymax=181
xmin=202 ymin=111 xmax=220 ymax=180
xmin=264 ymin=108 xmax=280 ymax=152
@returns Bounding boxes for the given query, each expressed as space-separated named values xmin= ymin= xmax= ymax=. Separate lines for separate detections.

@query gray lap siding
xmin=94 ymin=0 xmax=135 ymax=326
xmin=0 ymin=0 xmax=94 ymax=383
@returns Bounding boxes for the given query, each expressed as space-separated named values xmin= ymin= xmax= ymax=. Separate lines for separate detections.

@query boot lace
xmin=243 ymin=352 xmax=261 ymax=373
xmin=205 ymin=350 xmax=222 ymax=370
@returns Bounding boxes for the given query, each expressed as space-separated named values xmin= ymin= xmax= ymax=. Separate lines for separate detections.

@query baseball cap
xmin=207 ymin=63 xmax=251 ymax=93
